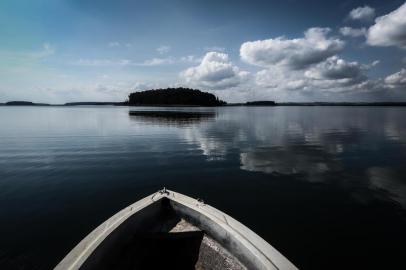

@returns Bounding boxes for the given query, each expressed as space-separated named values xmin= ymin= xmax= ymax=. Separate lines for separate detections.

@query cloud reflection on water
xmin=240 ymin=145 xmax=341 ymax=182
xmin=367 ymin=167 xmax=406 ymax=208
xmin=180 ymin=107 xmax=406 ymax=208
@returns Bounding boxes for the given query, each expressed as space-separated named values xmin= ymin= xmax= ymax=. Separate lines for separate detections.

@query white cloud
xmin=367 ymin=3 xmax=406 ymax=49
xmin=305 ymin=56 xmax=365 ymax=82
xmin=180 ymin=52 xmax=249 ymax=90
xmin=340 ymin=27 xmax=367 ymax=38
xmin=348 ymin=5 xmax=375 ymax=21
xmin=238 ymin=27 xmax=392 ymax=97
xmin=240 ymin=27 xmax=344 ymax=70
xmin=156 ymin=45 xmax=171 ymax=54
xmin=385 ymin=69 xmax=406 ymax=87
xmin=254 ymin=56 xmax=375 ymax=93
xmin=255 ymin=67 xmax=305 ymax=90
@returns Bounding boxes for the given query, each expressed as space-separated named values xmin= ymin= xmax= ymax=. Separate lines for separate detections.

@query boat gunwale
xmin=54 ymin=190 xmax=298 ymax=270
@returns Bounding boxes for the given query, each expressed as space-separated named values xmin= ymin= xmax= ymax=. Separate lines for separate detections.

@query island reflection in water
xmin=129 ymin=110 xmax=216 ymax=126
xmin=0 ymin=106 xmax=405 ymax=270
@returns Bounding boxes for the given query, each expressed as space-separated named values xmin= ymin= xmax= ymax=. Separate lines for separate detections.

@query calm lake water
xmin=0 ymin=106 xmax=405 ymax=270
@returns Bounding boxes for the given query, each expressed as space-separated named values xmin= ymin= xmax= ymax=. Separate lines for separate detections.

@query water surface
xmin=1 ymin=106 xmax=405 ymax=269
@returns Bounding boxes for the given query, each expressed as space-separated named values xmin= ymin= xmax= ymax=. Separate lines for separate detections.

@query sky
xmin=0 ymin=0 xmax=405 ymax=103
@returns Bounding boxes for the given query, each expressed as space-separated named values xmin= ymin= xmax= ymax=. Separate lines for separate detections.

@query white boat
xmin=55 ymin=188 xmax=298 ymax=270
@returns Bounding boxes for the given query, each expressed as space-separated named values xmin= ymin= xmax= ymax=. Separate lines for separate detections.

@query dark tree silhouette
xmin=245 ymin=101 xmax=276 ymax=106
xmin=6 ymin=101 xmax=34 ymax=106
xmin=128 ymin=88 xmax=226 ymax=106
xmin=5 ymin=101 xmax=50 ymax=106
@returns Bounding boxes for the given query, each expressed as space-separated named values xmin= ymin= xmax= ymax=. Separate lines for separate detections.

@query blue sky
xmin=0 ymin=0 xmax=405 ymax=103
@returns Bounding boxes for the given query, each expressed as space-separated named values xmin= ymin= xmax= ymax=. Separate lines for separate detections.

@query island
xmin=5 ymin=101 xmax=50 ymax=106
xmin=226 ymin=101 xmax=276 ymax=106
xmin=128 ymin=88 xmax=226 ymax=106
xmin=245 ymin=101 xmax=276 ymax=106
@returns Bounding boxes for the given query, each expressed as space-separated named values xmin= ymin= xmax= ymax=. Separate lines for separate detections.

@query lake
xmin=0 ymin=106 xmax=405 ymax=270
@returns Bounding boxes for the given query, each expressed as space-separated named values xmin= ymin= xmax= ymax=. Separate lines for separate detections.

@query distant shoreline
xmin=2 ymin=101 xmax=406 ymax=107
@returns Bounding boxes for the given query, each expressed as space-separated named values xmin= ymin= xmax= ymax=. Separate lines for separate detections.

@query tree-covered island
xmin=128 ymin=88 xmax=226 ymax=106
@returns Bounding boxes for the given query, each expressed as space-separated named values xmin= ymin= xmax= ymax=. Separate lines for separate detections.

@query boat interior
xmin=79 ymin=197 xmax=246 ymax=270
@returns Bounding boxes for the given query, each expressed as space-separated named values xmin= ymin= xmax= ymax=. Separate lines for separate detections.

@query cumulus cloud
xmin=255 ymin=67 xmax=306 ymax=90
xmin=180 ymin=52 xmax=249 ymax=90
xmin=348 ymin=5 xmax=375 ymax=21
xmin=367 ymin=3 xmax=406 ymax=49
xmin=240 ymin=28 xmax=344 ymax=70
xmin=385 ymin=69 xmax=406 ymax=87
xmin=238 ymin=27 xmax=392 ymax=96
xmin=254 ymin=55 xmax=376 ymax=93
xmin=305 ymin=56 xmax=365 ymax=82
xmin=340 ymin=27 xmax=367 ymax=38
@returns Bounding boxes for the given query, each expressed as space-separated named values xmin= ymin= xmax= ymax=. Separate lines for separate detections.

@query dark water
xmin=1 ymin=106 xmax=405 ymax=270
